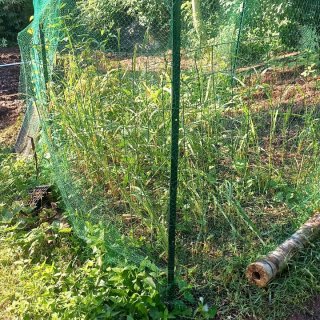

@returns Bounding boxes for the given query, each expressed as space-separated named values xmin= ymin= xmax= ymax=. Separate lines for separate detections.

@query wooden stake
xmin=246 ymin=213 xmax=320 ymax=287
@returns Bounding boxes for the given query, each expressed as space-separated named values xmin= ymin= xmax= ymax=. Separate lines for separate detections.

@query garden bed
xmin=0 ymin=48 xmax=23 ymax=146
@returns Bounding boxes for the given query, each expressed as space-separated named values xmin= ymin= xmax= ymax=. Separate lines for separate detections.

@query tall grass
xmin=41 ymin=38 xmax=320 ymax=315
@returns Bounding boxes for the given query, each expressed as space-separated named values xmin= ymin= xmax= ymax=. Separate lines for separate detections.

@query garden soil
xmin=0 ymin=48 xmax=23 ymax=146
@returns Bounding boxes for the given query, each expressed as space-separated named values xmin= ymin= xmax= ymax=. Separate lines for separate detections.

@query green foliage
xmin=237 ymin=0 xmax=320 ymax=63
xmin=127 ymin=0 xmax=170 ymax=38
xmin=0 ymin=0 xmax=33 ymax=44
xmin=0 ymin=152 xmax=36 ymax=205
xmin=0 ymin=211 xmax=216 ymax=319
xmin=290 ymin=0 xmax=320 ymax=50
xmin=181 ymin=0 xmax=223 ymax=47
xmin=0 ymin=151 xmax=216 ymax=319
xmin=76 ymin=0 xmax=170 ymax=51
xmin=238 ymin=0 xmax=293 ymax=63
xmin=291 ymin=0 xmax=320 ymax=34
xmin=74 ymin=0 xmax=319 ymax=57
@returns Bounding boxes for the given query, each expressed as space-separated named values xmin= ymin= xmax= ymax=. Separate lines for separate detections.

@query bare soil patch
xmin=0 ymin=47 xmax=23 ymax=146
xmin=289 ymin=295 xmax=320 ymax=320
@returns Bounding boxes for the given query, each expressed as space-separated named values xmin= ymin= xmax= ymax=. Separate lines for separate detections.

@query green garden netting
xmin=16 ymin=0 xmax=320 ymax=303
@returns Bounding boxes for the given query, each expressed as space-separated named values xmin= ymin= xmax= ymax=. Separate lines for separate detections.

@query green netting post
xmin=167 ymin=0 xmax=182 ymax=305
xmin=39 ymin=23 xmax=49 ymax=87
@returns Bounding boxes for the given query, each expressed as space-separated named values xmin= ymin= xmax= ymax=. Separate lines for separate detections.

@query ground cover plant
xmin=0 ymin=148 xmax=217 ymax=319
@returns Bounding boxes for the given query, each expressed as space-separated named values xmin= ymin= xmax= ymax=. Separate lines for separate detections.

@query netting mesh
xmin=16 ymin=0 xmax=320 ymax=307
xmin=176 ymin=0 xmax=320 ymax=305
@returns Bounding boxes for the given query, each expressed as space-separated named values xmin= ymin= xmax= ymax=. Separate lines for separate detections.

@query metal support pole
xmin=167 ymin=0 xmax=182 ymax=305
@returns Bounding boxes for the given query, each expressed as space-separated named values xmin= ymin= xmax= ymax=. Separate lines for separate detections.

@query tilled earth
xmin=0 ymin=48 xmax=23 ymax=144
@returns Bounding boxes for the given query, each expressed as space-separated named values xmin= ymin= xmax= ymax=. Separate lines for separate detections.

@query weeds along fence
xmin=17 ymin=0 xmax=320 ymax=306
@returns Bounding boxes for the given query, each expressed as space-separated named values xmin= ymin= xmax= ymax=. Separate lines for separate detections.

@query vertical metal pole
xmin=167 ymin=0 xmax=182 ymax=304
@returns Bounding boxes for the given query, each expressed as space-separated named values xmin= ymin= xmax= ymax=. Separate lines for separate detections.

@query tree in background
xmin=56 ymin=0 xmax=320 ymax=58
xmin=0 ymin=0 xmax=33 ymax=46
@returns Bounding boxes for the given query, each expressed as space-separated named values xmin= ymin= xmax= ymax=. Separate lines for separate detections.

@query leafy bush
xmin=238 ymin=0 xmax=293 ymax=64
xmin=76 ymin=0 xmax=170 ymax=51
xmin=1 ymin=211 xmax=216 ymax=319
xmin=237 ymin=0 xmax=320 ymax=64
xmin=0 ymin=151 xmax=216 ymax=319
xmin=290 ymin=0 xmax=320 ymax=51
xmin=0 ymin=0 xmax=33 ymax=44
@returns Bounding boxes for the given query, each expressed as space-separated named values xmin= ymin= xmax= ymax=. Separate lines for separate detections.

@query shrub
xmin=76 ymin=0 xmax=170 ymax=51
xmin=0 ymin=0 xmax=33 ymax=44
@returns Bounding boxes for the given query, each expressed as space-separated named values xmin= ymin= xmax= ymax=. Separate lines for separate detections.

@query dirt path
xmin=0 ymin=48 xmax=23 ymax=147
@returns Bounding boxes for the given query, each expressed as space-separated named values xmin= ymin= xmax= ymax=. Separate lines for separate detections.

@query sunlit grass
xmin=31 ymin=42 xmax=320 ymax=318
xmin=0 ymin=244 xmax=22 ymax=320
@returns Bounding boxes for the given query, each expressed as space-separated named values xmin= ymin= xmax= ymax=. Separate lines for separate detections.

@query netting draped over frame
xmin=16 ymin=0 xmax=62 ymax=154
xmin=16 ymin=0 xmax=320 ymax=303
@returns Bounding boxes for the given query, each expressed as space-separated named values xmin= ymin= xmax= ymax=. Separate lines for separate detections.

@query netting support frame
xmin=167 ymin=0 xmax=182 ymax=305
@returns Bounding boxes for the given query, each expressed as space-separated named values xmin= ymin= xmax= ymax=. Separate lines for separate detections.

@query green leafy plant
xmin=0 ymin=202 xmax=216 ymax=319
xmin=76 ymin=0 xmax=170 ymax=51
xmin=0 ymin=0 xmax=33 ymax=44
